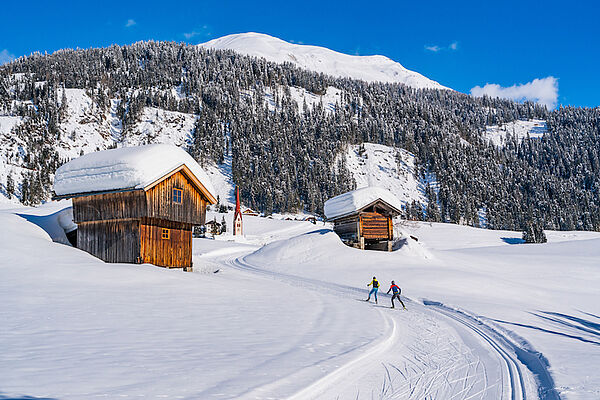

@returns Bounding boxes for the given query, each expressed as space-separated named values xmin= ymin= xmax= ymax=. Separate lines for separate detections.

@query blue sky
xmin=1 ymin=0 xmax=598 ymax=108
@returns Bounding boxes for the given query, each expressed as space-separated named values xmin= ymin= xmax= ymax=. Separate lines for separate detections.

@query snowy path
xmin=200 ymin=249 xmax=546 ymax=399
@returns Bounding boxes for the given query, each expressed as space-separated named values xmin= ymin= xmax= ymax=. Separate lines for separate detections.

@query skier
xmin=387 ymin=281 xmax=406 ymax=309
xmin=365 ymin=276 xmax=379 ymax=304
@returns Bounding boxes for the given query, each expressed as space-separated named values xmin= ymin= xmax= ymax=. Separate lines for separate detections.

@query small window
xmin=161 ymin=228 xmax=170 ymax=240
xmin=173 ymin=188 xmax=183 ymax=204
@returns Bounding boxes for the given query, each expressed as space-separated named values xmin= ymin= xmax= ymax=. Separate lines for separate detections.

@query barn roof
xmin=53 ymin=144 xmax=217 ymax=203
xmin=324 ymin=187 xmax=403 ymax=220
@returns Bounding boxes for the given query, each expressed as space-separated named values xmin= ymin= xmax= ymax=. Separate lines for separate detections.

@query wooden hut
xmin=324 ymin=187 xmax=402 ymax=251
xmin=53 ymin=144 xmax=217 ymax=270
xmin=242 ymin=208 xmax=259 ymax=216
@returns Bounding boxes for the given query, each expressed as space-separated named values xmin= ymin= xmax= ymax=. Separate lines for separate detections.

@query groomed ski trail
xmin=208 ymin=250 xmax=556 ymax=399
xmin=423 ymin=301 xmax=561 ymax=400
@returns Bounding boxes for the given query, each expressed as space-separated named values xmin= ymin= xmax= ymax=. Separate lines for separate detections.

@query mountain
xmin=0 ymin=40 xmax=599 ymax=231
xmin=200 ymin=32 xmax=449 ymax=90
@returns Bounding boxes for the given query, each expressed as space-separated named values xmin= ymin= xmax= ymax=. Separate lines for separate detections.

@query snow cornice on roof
xmin=53 ymin=144 xmax=217 ymax=203
xmin=324 ymin=186 xmax=403 ymax=220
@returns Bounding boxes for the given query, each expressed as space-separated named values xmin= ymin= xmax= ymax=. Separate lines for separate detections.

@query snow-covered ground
xmin=2 ymin=202 xmax=599 ymax=399
xmin=485 ymin=119 xmax=547 ymax=147
xmin=201 ymin=32 xmax=449 ymax=90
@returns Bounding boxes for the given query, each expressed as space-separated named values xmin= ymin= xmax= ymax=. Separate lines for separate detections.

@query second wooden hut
xmin=324 ymin=187 xmax=402 ymax=251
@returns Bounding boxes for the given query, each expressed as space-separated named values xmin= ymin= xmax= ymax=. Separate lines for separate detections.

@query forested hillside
xmin=0 ymin=41 xmax=598 ymax=231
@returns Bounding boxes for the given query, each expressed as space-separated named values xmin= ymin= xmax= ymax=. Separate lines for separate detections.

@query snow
xmin=324 ymin=186 xmax=403 ymax=220
xmin=0 ymin=115 xmax=22 ymax=135
xmin=241 ymin=85 xmax=344 ymax=115
xmin=53 ymin=144 xmax=216 ymax=198
xmin=201 ymin=32 xmax=449 ymax=90
xmin=344 ymin=143 xmax=429 ymax=209
xmin=287 ymin=86 xmax=343 ymax=113
xmin=203 ymin=154 xmax=235 ymax=206
xmin=2 ymin=202 xmax=600 ymax=399
xmin=485 ymin=119 xmax=547 ymax=147
xmin=120 ymin=107 xmax=196 ymax=148
xmin=55 ymin=88 xmax=114 ymax=159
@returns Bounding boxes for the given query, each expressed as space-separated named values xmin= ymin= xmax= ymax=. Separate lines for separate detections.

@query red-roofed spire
xmin=234 ymin=186 xmax=243 ymax=235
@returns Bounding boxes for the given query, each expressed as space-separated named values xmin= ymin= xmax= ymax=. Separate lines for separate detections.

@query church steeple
xmin=233 ymin=187 xmax=243 ymax=235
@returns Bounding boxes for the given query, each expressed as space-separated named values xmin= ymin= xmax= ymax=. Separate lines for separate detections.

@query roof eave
xmin=52 ymin=187 xmax=141 ymax=200
xmin=142 ymin=163 xmax=218 ymax=204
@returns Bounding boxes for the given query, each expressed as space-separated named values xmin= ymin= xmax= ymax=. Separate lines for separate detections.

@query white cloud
xmin=184 ymin=25 xmax=211 ymax=40
xmin=125 ymin=19 xmax=136 ymax=28
xmin=425 ymin=42 xmax=458 ymax=52
xmin=0 ymin=49 xmax=15 ymax=65
xmin=425 ymin=45 xmax=441 ymax=52
xmin=470 ymin=76 xmax=559 ymax=109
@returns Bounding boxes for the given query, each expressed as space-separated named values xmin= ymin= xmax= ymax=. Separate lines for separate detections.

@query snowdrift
xmin=245 ymin=227 xmax=429 ymax=273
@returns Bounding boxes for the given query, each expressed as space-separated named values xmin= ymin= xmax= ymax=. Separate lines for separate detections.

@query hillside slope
xmin=0 ymin=40 xmax=597 ymax=231
xmin=200 ymin=32 xmax=449 ymax=90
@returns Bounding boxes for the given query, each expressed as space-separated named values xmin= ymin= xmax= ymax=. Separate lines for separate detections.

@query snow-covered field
xmin=1 ymin=202 xmax=599 ymax=399
xmin=485 ymin=119 xmax=547 ymax=147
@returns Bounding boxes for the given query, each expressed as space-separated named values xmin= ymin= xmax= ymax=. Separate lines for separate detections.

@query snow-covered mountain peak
xmin=200 ymin=32 xmax=449 ymax=90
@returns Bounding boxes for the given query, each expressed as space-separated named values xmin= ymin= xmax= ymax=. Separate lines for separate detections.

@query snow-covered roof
xmin=53 ymin=144 xmax=216 ymax=202
xmin=324 ymin=187 xmax=403 ymax=220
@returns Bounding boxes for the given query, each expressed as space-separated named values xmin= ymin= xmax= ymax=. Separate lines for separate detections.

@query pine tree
xmin=221 ymin=216 xmax=227 ymax=233
xmin=6 ymin=174 xmax=14 ymax=199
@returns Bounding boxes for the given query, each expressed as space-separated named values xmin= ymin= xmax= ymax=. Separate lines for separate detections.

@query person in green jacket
xmin=365 ymin=276 xmax=379 ymax=304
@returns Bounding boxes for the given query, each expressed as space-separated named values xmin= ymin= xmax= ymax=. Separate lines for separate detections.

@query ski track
xmin=423 ymin=301 xmax=561 ymax=400
xmin=200 ymin=248 xmax=559 ymax=400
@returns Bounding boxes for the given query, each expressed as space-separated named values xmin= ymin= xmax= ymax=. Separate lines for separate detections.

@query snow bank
xmin=324 ymin=186 xmax=403 ymax=220
xmin=53 ymin=144 xmax=216 ymax=197
xmin=16 ymin=203 xmax=76 ymax=245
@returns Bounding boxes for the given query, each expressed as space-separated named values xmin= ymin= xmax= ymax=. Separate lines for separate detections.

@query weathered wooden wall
xmin=77 ymin=220 xmax=141 ymax=263
xmin=140 ymin=218 xmax=192 ymax=267
xmin=333 ymin=216 xmax=359 ymax=241
xmin=73 ymin=191 xmax=146 ymax=223
xmin=71 ymin=169 xmax=212 ymax=267
xmin=360 ymin=212 xmax=392 ymax=240
xmin=146 ymin=171 xmax=207 ymax=225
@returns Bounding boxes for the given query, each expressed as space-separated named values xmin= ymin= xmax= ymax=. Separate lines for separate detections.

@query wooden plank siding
xmin=359 ymin=212 xmax=392 ymax=240
xmin=77 ymin=220 xmax=141 ymax=263
xmin=333 ymin=216 xmax=359 ymax=241
xmin=140 ymin=221 xmax=192 ymax=268
xmin=145 ymin=170 xmax=207 ymax=225
xmin=73 ymin=190 xmax=146 ymax=223
xmin=70 ymin=169 xmax=213 ymax=268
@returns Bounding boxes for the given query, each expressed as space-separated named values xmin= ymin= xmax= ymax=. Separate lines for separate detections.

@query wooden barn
xmin=324 ymin=187 xmax=402 ymax=251
xmin=53 ymin=144 xmax=217 ymax=270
